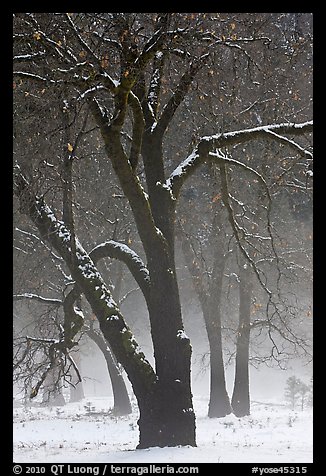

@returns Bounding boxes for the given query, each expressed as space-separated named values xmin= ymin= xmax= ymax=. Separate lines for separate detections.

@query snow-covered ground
xmin=13 ymin=396 xmax=312 ymax=463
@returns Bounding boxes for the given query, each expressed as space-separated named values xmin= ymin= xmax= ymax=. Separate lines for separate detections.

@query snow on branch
xmin=13 ymin=52 xmax=46 ymax=62
xmin=147 ymin=50 xmax=165 ymax=121
xmin=263 ymin=129 xmax=313 ymax=160
xmin=64 ymin=13 xmax=100 ymax=63
xmin=89 ymin=240 xmax=150 ymax=304
xmin=13 ymin=71 xmax=57 ymax=84
xmin=13 ymin=293 xmax=62 ymax=306
xmin=14 ymin=171 xmax=157 ymax=396
xmin=164 ymin=120 xmax=313 ymax=200
xmin=201 ymin=121 xmax=313 ymax=149
xmin=165 ymin=149 xmax=202 ymax=199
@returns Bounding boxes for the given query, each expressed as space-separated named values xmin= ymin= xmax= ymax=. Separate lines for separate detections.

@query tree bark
xmin=140 ymin=246 xmax=196 ymax=448
xmin=136 ymin=133 xmax=196 ymax=447
xmin=204 ymin=304 xmax=232 ymax=418
xmin=231 ymin=258 xmax=253 ymax=417
xmin=87 ymin=328 xmax=132 ymax=416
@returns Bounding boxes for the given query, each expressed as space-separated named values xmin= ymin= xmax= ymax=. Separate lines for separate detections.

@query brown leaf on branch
xmin=212 ymin=193 xmax=222 ymax=203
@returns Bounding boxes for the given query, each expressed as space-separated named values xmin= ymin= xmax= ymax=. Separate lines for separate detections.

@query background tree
xmin=284 ymin=375 xmax=301 ymax=410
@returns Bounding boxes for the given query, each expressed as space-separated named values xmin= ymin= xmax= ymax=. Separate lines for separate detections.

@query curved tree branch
xmin=90 ymin=240 xmax=151 ymax=306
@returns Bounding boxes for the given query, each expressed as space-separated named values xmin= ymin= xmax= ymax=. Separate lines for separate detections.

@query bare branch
xmin=64 ymin=13 xmax=100 ymax=63
xmin=155 ymin=54 xmax=209 ymax=136
xmin=13 ymin=293 xmax=62 ymax=307
xmin=165 ymin=121 xmax=313 ymax=199
xmin=200 ymin=121 xmax=313 ymax=150
xmin=128 ymin=91 xmax=145 ymax=171
xmin=264 ymin=129 xmax=313 ymax=160
xmin=13 ymin=71 xmax=58 ymax=84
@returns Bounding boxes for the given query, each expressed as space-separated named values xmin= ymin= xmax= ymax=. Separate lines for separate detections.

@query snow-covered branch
xmin=200 ymin=121 xmax=313 ymax=150
xmin=13 ymin=71 xmax=58 ymax=84
xmin=165 ymin=121 xmax=313 ymax=200
xmin=64 ymin=13 xmax=100 ymax=64
xmin=166 ymin=149 xmax=202 ymax=199
xmin=263 ymin=129 xmax=313 ymax=160
xmin=13 ymin=52 xmax=46 ymax=62
xmin=13 ymin=293 xmax=62 ymax=307
xmin=147 ymin=50 xmax=165 ymax=120
xmin=89 ymin=240 xmax=150 ymax=305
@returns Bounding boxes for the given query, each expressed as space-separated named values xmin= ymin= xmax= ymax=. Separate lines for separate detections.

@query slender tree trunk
xmin=179 ymin=219 xmax=231 ymax=418
xmin=87 ymin=328 xmax=132 ymax=416
xmin=204 ymin=305 xmax=232 ymax=417
xmin=69 ymin=350 xmax=85 ymax=403
xmin=231 ymin=258 xmax=253 ymax=417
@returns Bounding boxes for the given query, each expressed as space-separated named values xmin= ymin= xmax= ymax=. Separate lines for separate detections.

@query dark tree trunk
xmin=231 ymin=259 xmax=253 ymax=417
xmin=137 ymin=378 xmax=195 ymax=449
xmin=179 ymin=220 xmax=231 ymax=418
xmin=87 ymin=328 xmax=132 ymax=416
xmin=139 ymin=249 xmax=196 ymax=448
xmin=204 ymin=306 xmax=232 ymax=418
xmin=205 ymin=240 xmax=232 ymax=418
xmin=138 ymin=135 xmax=196 ymax=447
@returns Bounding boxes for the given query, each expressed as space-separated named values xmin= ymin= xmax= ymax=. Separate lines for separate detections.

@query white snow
xmin=92 ymin=241 xmax=150 ymax=282
xmin=166 ymin=150 xmax=200 ymax=190
xmin=13 ymin=396 xmax=312 ymax=463
xmin=177 ymin=330 xmax=189 ymax=340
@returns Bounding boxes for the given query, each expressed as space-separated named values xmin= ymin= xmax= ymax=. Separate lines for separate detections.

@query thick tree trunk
xmin=140 ymin=250 xmax=196 ymax=448
xmin=87 ymin=328 xmax=132 ymax=416
xmin=231 ymin=260 xmax=253 ymax=417
xmin=137 ymin=378 xmax=195 ymax=449
xmin=85 ymin=260 xmax=195 ymax=447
